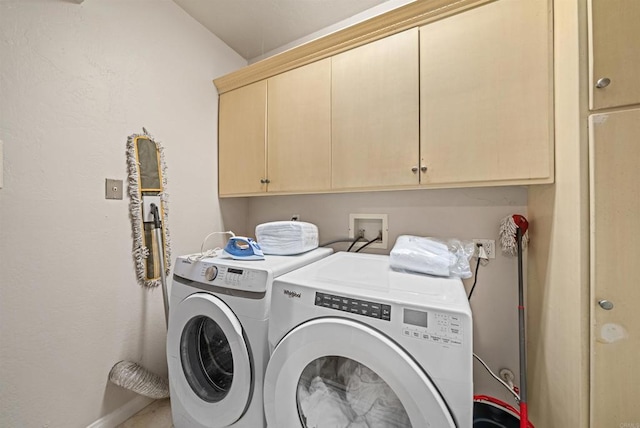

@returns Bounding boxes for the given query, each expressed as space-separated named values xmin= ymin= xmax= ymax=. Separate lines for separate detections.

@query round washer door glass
xmin=180 ymin=315 xmax=234 ymax=402
xmin=297 ymin=355 xmax=411 ymax=427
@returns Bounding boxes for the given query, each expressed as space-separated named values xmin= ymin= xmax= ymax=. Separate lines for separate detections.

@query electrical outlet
xmin=349 ymin=214 xmax=388 ymax=250
xmin=473 ymin=239 xmax=495 ymax=259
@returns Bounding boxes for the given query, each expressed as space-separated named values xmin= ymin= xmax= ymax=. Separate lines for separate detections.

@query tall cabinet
xmin=588 ymin=1 xmax=640 ymax=425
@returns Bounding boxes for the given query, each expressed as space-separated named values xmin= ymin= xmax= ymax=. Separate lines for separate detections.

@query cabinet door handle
xmin=595 ymin=77 xmax=611 ymax=89
xmin=598 ymin=299 xmax=614 ymax=310
xmin=411 ymin=166 xmax=419 ymax=173
xmin=420 ymin=165 xmax=427 ymax=173
xmin=260 ymin=178 xmax=268 ymax=184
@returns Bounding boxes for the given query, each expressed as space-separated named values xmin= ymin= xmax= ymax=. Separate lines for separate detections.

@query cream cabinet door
xmin=419 ymin=0 xmax=552 ymax=186
xmin=218 ymin=81 xmax=267 ymax=196
xmin=590 ymin=108 xmax=640 ymax=427
xmin=267 ymin=59 xmax=331 ymax=193
xmin=589 ymin=0 xmax=640 ymax=110
xmin=332 ymin=28 xmax=419 ymax=190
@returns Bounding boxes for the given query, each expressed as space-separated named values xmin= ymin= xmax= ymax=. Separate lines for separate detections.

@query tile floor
xmin=117 ymin=398 xmax=172 ymax=428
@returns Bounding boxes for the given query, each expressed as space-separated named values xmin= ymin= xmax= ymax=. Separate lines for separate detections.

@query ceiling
xmin=172 ymin=0 xmax=396 ymax=62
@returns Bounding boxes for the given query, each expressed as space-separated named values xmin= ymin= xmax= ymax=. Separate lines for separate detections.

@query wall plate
xmin=105 ymin=178 xmax=123 ymax=200
xmin=348 ymin=213 xmax=388 ymax=250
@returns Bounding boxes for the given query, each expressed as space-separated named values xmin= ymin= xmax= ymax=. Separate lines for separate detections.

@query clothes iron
xmin=222 ymin=237 xmax=265 ymax=260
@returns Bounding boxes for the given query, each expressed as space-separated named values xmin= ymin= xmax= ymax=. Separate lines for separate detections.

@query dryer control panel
xmin=315 ymin=292 xmax=391 ymax=321
xmin=402 ymin=309 xmax=463 ymax=347
xmin=312 ymin=291 xmax=464 ymax=347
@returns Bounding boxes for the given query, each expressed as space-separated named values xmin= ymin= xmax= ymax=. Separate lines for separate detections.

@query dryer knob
xmin=204 ymin=266 xmax=218 ymax=281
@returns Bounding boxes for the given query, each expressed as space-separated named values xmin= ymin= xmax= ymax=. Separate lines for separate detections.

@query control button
xmin=412 ymin=331 xmax=420 ymax=339
xmin=315 ymin=293 xmax=323 ymax=305
xmin=403 ymin=329 xmax=411 ymax=337
xmin=381 ymin=305 xmax=391 ymax=321
xmin=370 ymin=310 xmax=380 ymax=318
xmin=422 ymin=333 xmax=429 ymax=340
xmin=341 ymin=305 xmax=349 ymax=311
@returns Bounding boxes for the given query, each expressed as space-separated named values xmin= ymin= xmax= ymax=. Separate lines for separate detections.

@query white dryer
xmin=167 ymin=248 xmax=333 ymax=428
xmin=264 ymin=251 xmax=473 ymax=428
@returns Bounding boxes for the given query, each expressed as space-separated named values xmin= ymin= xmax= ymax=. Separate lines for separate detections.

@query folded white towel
xmin=255 ymin=221 xmax=319 ymax=255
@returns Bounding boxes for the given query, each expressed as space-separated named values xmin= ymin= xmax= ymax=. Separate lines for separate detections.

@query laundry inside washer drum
xmin=180 ymin=316 xmax=235 ymax=402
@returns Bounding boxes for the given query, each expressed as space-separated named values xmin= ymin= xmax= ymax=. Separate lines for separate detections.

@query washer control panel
xmin=402 ymin=310 xmax=463 ymax=347
xmin=314 ymin=292 xmax=391 ymax=321
xmin=196 ymin=263 xmax=268 ymax=292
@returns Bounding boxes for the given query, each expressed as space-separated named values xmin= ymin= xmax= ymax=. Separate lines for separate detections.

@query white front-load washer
xmin=167 ymin=248 xmax=333 ymax=428
xmin=264 ymin=251 xmax=473 ymax=428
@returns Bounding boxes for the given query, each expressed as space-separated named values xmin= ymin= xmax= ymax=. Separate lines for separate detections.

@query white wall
xmin=246 ymin=187 xmax=528 ymax=404
xmin=0 ymin=0 xmax=246 ymax=426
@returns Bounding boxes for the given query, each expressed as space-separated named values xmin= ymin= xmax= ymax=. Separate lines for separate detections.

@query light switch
xmin=105 ymin=178 xmax=123 ymax=200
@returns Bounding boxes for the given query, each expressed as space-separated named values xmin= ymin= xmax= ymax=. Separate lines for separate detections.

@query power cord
xmin=473 ymin=353 xmax=521 ymax=403
xmin=467 ymin=257 xmax=482 ymax=300
xmin=187 ymin=230 xmax=235 ymax=262
xmin=467 ymin=243 xmax=489 ymax=300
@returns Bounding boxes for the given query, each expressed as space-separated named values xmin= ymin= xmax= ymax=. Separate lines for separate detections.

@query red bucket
xmin=473 ymin=395 xmax=535 ymax=428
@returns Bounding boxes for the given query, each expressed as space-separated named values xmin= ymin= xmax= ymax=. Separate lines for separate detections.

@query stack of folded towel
xmin=255 ymin=221 xmax=319 ymax=255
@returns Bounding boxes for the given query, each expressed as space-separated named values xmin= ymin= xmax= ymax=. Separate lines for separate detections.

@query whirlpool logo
xmin=283 ymin=289 xmax=301 ymax=299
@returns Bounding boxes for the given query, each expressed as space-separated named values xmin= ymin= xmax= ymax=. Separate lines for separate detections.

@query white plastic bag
xmin=390 ymin=235 xmax=474 ymax=278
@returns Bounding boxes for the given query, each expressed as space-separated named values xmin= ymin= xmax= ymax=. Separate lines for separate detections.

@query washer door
xmin=264 ymin=317 xmax=456 ymax=428
xmin=167 ymin=293 xmax=253 ymax=427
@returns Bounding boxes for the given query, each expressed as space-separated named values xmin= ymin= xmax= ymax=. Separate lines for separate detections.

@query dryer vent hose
xmin=108 ymin=360 xmax=169 ymax=399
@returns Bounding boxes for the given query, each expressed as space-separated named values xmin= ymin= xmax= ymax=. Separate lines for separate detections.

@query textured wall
xmin=0 ymin=0 xmax=245 ymax=426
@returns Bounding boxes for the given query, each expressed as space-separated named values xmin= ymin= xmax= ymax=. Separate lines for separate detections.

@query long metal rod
xmin=516 ymin=227 xmax=528 ymax=427
xmin=151 ymin=203 xmax=169 ymax=329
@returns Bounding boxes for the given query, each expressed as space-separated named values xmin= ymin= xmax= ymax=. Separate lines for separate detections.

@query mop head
xmin=109 ymin=360 xmax=169 ymax=399
xmin=499 ymin=214 xmax=529 ymax=256
xmin=126 ymin=128 xmax=171 ymax=287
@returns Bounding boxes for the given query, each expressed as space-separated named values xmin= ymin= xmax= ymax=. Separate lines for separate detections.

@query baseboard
xmin=87 ymin=396 xmax=154 ymax=428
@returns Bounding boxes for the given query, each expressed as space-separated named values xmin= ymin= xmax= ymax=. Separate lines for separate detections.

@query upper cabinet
xmin=589 ymin=0 xmax=640 ymax=110
xmin=419 ymin=0 xmax=553 ymax=185
xmin=216 ymin=0 xmax=555 ymax=197
xmin=267 ymin=59 xmax=331 ymax=193
xmin=218 ymin=81 xmax=267 ymax=196
xmin=331 ymin=28 xmax=419 ymax=190
xmin=218 ymin=61 xmax=331 ymax=196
